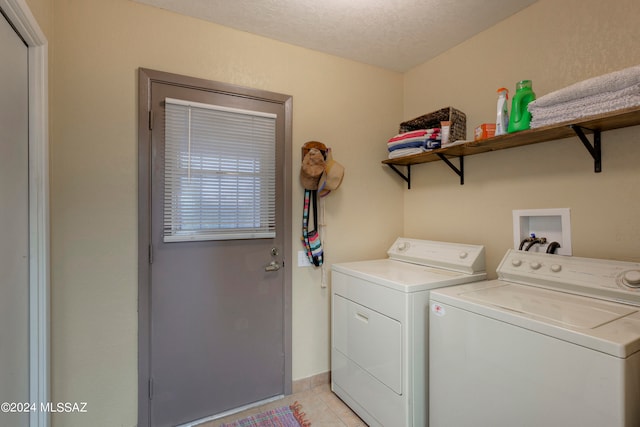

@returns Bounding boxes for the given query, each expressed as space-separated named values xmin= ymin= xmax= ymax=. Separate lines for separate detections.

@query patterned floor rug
xmin=220 ymin=402 xmax=310 ymax=427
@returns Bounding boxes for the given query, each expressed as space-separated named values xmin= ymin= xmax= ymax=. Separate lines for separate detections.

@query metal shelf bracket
xmin=388 ymin=164 xmax=411 ymax=189
xmin=387 ymin=155 xmax=464 ymax=188
xmin=570 ymin=124 xmax=601 ymax=173
xmin=436 ymin=154 xmax=465 ymax=185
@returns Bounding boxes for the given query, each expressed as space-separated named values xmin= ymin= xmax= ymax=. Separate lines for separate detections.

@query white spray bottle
xmin=495 ymin=87 xmax=509 ymax=136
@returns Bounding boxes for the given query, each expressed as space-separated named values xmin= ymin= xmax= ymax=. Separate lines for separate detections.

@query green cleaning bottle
xmin=508 ymin=80 xmax=536 ymax=133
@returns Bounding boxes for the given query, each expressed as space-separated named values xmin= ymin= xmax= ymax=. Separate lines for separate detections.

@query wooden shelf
xmin=382 ymin=105 xmax=640 ymax=187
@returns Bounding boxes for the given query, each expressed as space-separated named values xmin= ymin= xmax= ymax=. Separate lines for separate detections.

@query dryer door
xmin=333 ymin=295 xmax=402 ymax=393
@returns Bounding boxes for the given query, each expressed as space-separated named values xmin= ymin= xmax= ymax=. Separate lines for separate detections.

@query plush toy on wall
xmin=300 ymin=145 xmax=326 ymax=190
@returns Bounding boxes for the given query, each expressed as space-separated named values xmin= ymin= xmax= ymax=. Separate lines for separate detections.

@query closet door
xmin=0 ymin=9 xmax=29 ymax=427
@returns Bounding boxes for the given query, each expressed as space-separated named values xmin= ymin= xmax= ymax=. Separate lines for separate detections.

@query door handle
xmin=265 ymin=261 xmax=281 ymax=272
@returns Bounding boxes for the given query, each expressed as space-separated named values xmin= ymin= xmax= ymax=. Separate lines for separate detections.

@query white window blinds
xmin=164 ymin=97 xmax=277 ymax=242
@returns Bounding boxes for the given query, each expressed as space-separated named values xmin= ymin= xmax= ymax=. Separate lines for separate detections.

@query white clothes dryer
xmin=429 ymin=249 xmax=640 ymax=427
xmin=331 ymin=238 xmax=487 ymax=427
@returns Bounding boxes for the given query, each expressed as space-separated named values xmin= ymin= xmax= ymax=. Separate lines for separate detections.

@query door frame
xmin=137 ymin=68 xmax=293 ymax=427
xmin=0 ymin=2 xmax=49 ymax=427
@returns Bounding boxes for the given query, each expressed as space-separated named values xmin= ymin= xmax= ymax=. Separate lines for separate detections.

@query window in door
xmin=163 ymin=98 xmax=276 ymax=242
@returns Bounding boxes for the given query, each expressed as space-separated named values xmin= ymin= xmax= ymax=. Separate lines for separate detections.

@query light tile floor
xmin=196 ymin=384 xmax=367 ymax=427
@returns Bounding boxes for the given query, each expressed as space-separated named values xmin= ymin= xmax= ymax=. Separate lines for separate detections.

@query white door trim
xmin=0 ymin=1 xmax=49 ymax=426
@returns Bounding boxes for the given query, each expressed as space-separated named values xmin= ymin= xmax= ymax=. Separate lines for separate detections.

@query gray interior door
xmin=148 ymin=80 xmax=287 ymax=427
xmin=0 ymin=9 xmax=29 ymax=427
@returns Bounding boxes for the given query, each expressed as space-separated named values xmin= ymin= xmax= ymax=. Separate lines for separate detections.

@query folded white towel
xmin=530 ymin=84 xmax=640 ymax=128
xmin=531 ymin=83 xmax=639 ymax=114
xmin=530 ymin=64 xmax=640 ymax=109
xmin=531 ymin=97 xmax=640 ymax=128
xmin=388 ymin=147 xmax=427 ymax=159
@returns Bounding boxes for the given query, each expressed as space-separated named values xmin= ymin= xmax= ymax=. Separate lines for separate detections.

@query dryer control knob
xmin=459 ymin=251 xmax=468 ymax=259
xmin=511 ymin=259 xmax=522 ymax=267
xmin=530 ymin=261 xmax=541 ymax=270
xmin=550 ymin=264 xmax=562 ymax=273
xmin=397 ymin=241 xmax=410 ymax=252
xmin=623 ymin=270 xmax=640 ymax=287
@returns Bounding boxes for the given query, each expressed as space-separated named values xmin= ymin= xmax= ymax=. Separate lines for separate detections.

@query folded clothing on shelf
xmin=387 ymin=128 xmax=441 ymax=157
xmin=388 ymin=147 xmax=427 ymax=159
xmin=528 ymin=64 xmax=640 ymax=128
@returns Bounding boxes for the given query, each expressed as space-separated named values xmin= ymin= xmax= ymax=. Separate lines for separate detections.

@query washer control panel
xmin=387 ymin=238 xmax=485 ymax=274
xmin=498 ymin=249 xmax=640 ymax=306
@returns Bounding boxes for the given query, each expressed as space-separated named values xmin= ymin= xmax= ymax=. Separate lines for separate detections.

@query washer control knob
xmin=550 ymin=264 xmax=562 ymax=273
xmin=511 ymin=259 xmax=522 ymax=267
xmin=622 ymin=270 xmax=640 ymax=287
xmin=530 ymin=261 xmax=542 ymax=270
xmin=459 ymin=251 xmax=468 ymax=259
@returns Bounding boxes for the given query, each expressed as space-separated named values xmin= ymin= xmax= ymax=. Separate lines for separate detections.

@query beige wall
xmin=48 ymin=0 xmax=402 ymax=426
xmin=404 ymin=0 xmax=640 ymax=274
xmin=25 ymin=0 xmax=52 ymax=39
xmin=24 ymin=0 xmax=640 ymax=425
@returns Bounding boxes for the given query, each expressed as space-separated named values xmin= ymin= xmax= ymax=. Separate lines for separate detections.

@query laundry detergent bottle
xmin=495 ymin=87 xmax=509 ymax=136
xmin=508 ymin=80 xmax=536 ymax=133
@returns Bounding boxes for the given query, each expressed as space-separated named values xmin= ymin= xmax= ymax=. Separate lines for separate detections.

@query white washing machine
xmin=429 ymin=249 xmax=640 ymax=427
xmin=331 ymin=238 xmax=487 ymax=427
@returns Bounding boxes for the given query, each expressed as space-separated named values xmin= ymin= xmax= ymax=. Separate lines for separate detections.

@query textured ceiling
xmin=134 ymin=0 xmax=538 ymax=72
